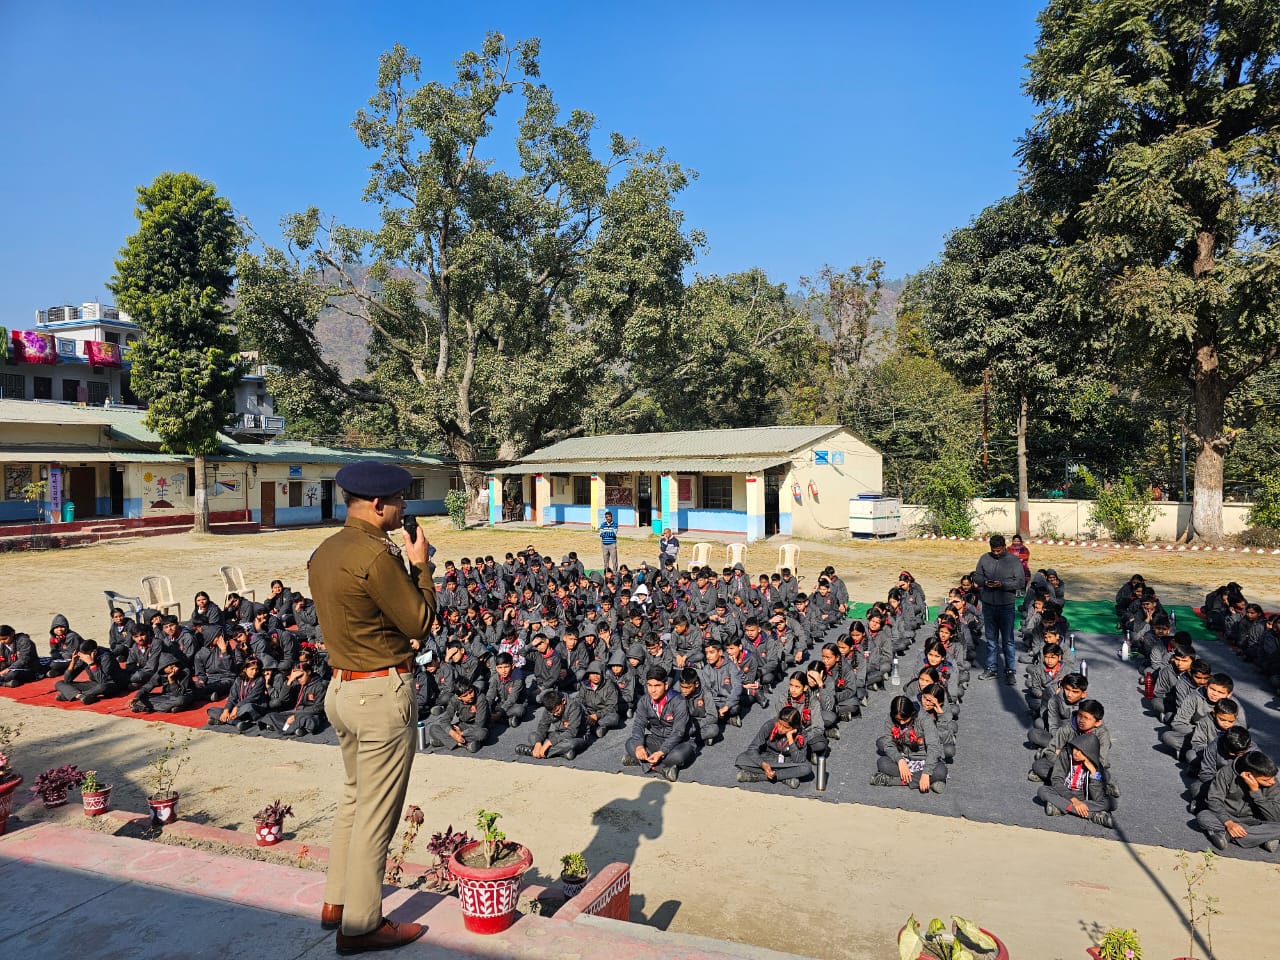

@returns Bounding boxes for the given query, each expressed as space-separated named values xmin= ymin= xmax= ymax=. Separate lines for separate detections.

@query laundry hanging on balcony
xmin=86 ymin=340 xmax=123 ymax=368
xmin=10 ymin=330 xmax=56 ymax=364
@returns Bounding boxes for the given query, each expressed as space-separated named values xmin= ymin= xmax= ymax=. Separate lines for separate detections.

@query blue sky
xmin=0 ymin=1 xmax=1041 ymax=321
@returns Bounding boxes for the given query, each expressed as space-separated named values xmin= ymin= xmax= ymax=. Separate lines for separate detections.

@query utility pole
xmin=1180 ymin=420 xmax=1188 ymax=502
xmin=982 ymin=368 xmax=990 ymax=469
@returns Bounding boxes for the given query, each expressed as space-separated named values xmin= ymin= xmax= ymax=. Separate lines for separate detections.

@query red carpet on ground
xmin=0 ymin=677 xmax=212 ymax=729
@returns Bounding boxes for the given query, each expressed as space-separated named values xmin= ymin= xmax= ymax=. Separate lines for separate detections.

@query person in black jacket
xmin=485 ymin=652 xmax=526 ymax=728
xmin=974 ymin=534 xmax=1026 ymax=684
xmin=0 ymin=625 xmax=39 ymax=687
xmin=107 ymin=608 xmax=137 ymax=661
xmin=623 ymin=667 xmax=694 ymax=782
xmin=130 ymin=652 xmax=195 ymax=713
xmin=193 ymin=632 xmax=242 ymax=701
xmin=259 ymin=661 xmax=329 ymax=736
xmin=208 ymin=658 xmax=268 ymax=731
xmin=516 ymin=690 xmax=588 ymax=760
xmin=46 ymin=613 xmax=85 ymax=678
xmin=54 ymin=639 xmax=122 ymax=705
xmin=734 ymin=705 xmax=811 ymax=788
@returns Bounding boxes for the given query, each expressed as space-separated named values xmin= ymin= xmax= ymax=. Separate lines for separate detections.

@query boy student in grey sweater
xmin=1029 ymin=672 xmax=1089 ymax=748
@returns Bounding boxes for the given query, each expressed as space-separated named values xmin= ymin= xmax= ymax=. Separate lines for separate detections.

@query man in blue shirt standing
xmin=599 ymin=510 xmax=619 ymax=573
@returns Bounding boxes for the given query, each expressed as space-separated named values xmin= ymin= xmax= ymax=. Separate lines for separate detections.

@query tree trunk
xmin=193 ymin=452 xmax=210 ymax=534
xmin=443 ymin=433 xmax=488 ymax=517
xmin=1016 ymin=392 xmax=1030 ymax=538
xmin=1190 ymin=345 xmax=1228 ymax=544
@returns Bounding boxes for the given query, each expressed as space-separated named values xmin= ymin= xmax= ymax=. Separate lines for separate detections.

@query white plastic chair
xmin=726 ymin=542 xmax=748 ymax=567
xmin=140 ymin=575 xmax=182 ymax=619
xmin=690 ymin=542 xmax=714 ymax=568
xmin=218 ymin=565 xmax=256 ymax=607
xmin=104 ymin=590 xmax=145 ymax=621
xmin=776 ymin=543 xmax=800 ymax=576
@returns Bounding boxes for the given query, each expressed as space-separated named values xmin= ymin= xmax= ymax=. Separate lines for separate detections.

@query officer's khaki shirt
xmin=308 ymin=517 xmax=437 ymax=672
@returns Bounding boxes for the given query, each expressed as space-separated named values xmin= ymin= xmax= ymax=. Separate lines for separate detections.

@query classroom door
xmin=320 ymin=480 xmax=334 ymax=521
xmin=68 ymin=467 xmax=97 ymax=518
xmin=764 ymin=473 xmax=781 ymax=536
xmin=260 ymin=480 xmax=276 ymax=528
xmin=109 ymin=468 xmax=124 ymax=515
xmin=637 ymin=475 xmax=652 ymax=528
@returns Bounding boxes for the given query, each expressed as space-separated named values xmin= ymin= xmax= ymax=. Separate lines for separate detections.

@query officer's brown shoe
xmin=335 ymin=918 xmax=426 ymax=955
xmin=320 ymin=903 xmax=343 ymax=930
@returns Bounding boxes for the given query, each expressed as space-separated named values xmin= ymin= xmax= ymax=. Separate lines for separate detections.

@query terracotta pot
xmin=41 ymin=789 xmax=68 ymax=809
xmin=0 ymin=775 xmax=23 ymax=835
xmin=898 ymin=924 xmax=1009 ymax=960
xmin=560 ymin=869 xmax=590 ymax=901
xmin=82 ymin=786 xmax=112 ymax=817
xmin=450 ymin=840 xmax=532 ymax=934
xmin=148 ymin=793 xmax=179 ymax=826
xmin=254 ymin=819 xmax=283 ymax=846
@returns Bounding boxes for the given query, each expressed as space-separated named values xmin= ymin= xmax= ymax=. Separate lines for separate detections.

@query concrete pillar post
xmin=534 ymin=473 xmax=551 ymax=526
xmin=590 ymin=474 xmax=605 ymax=529
xmin=745 ymin=474 xmax=765 ymax=543
xmin=487 ymin=476 xmax=501 ymax=525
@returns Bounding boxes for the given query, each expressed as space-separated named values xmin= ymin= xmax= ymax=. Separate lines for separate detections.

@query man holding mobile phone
xmin=975 ymin=534 xmax=1025 ymax=685
xmin=310 ymin=462 xmax=435 ymax=954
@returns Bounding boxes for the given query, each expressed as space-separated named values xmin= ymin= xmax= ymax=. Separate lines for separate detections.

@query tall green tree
xmin=236 ymin=34 xmax=700 ymax=506
xmin=110 ymin=172 xmax=244 ymax=533
xmin=1021 ymin=0 xmax=1280 ymax=542
xmin=916 ymin=192 xmax=1091 ymax=535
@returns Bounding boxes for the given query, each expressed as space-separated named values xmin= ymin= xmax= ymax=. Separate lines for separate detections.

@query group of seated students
xmin=0 ymin=580 xmax=331 ymax=737
xmin=1202 ymin=580 xmax=1280 ymax=695
xmin=1122 ymin=575 xmax=1280 ymax=853
xmin=417 ymin=549 xmax=936 ymax=786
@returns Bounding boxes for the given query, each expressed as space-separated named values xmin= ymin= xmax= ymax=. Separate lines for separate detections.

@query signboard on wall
xmin=605 ymin=485 xmax=633 ymax=507
xmin=48 ymin=466 xmax=63 ymax=511
xmin=289 ymin=465 xmax=303 ymax=478
xmin=677 ymin=478 xmax=693 ymax=504
xmin=814 ymin=450 xmax=830 ymax=465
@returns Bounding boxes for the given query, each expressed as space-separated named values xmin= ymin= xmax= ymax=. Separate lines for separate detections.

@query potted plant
xmin=0 ymin=722 xmax=24 ymax=835
xmin=145 ymin=730 xmax=190 ymax=826
xmin=252 ymin=799 xmax=294 ymax=846
xmin=1086 ymin=927 xmax=1142 ymax=959
xmin=559 ymin=851 xmax=590 ymax=900
xmin=422 ymin=823 xmax=473 ymax=893
xmin=79 ymin=769 xmax=113 ymax=817
xmin=450 ymin=808 xmax=533 ymax=934
xmin=898 ymin=915 xmax=1008 ymax=960
xmin=31 ymin=764 xmax=83 ymax=808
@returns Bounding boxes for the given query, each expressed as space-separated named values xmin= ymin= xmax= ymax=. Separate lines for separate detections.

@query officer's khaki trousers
xmin=324 ymin=671 xmax=416 ymax=935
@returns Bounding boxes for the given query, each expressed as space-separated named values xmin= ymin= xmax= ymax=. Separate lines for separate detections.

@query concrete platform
xmin=0 ymin=821 xmax=812 ymax=960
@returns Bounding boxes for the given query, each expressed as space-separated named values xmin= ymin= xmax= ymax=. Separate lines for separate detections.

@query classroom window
xmin=572 ymin=475 xmax=591 ymax=505
xmin=1 ymin=373 xmax=24 ymax=400
xmin=289 ymin=481 xmax=303 ymax=507
xmin=409 ymin=477 xmax=427 ymax=500
xmin=701 ymin=475 xmax=733 ymax=510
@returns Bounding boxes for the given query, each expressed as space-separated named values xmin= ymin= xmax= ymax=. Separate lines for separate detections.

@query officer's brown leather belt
xmin=333 ymin=662 xmax=412 ymax=681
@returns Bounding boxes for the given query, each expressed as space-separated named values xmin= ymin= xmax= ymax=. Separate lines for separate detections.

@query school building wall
xmin=524 ymin=471 xmax=751 ymax=536
xmin=899 ymin=497 xmax=1254 ymax=542
xmin=783 ymin=431 xmax=884 ymax=540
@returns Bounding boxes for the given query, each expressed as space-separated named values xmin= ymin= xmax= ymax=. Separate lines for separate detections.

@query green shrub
xmin=444 ymin=489 xmax=468 ymax=529
xmin=916 ymin=454 xmax=977 ymax=537
xmin=1237 ymin=526 xmax=1280 ymax=549
xmin=1083 ymin=469 xmax=1156 ymax=542
xmin=1248 ymin=472 xmax=1280 ymax=530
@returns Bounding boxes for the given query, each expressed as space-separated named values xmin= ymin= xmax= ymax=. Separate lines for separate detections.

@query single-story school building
xmin=0 ymin=399 xmax=457 ymax=528
xmin=488 ymin=424 xmax=882 ymax=542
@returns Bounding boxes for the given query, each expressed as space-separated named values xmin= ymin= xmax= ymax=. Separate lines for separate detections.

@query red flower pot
xmin=255 ymin=820 xmax=283 ymax=846
xmin=450 ymin=840 xmax=532 ymax=934
xmin=82 ymin=786 xmax=112 ymax=817
xmin=41 ymin=789 xmax=69 ymax=809
xmin=148 ymin=793 xmax=179 ymax=826
xmin=0 ymin=776 xmax=23 ymax=835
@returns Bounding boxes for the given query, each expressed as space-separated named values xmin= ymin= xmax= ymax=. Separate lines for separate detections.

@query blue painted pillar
xmin=487 ymin=476 xmax=501 ymax=525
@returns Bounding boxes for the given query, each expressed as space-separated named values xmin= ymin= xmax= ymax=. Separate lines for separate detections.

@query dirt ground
xmin=2 ymin=525 xmax=1279 ymax=958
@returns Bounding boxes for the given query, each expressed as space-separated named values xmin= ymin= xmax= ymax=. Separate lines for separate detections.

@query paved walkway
xmin=0 ymin=820 xmax=808 ymax=960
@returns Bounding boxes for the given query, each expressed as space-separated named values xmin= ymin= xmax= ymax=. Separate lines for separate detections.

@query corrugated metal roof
xmin=494 ymin=456 xmax=792 ymax=476
xmin=214 ymin=443 xmax=451 ymax=467
xmin=518 ymin=425 xmax=846 ymax=464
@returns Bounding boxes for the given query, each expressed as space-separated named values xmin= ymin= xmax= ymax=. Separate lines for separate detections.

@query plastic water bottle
xmin=1119 ymin=637 xmax=1130 ymax=660
xmin=1170 ymin=609 xmax=1177 ymax=628
xmin=1069 ymin=633 xmax=1077 ymax=656
xmin=417 ymin=720 xmax=428 ymax=751
xmin=1079 ymin=659 xmax=1088 ymax=677
xmin=890 ymin=657 xmax=901 ymax=686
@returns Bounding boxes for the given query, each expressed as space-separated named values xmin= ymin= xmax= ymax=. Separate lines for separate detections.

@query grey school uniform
xmin=875 ymin=716 xmax=946 ymax=786
xmin=1030 ymin=689 xmax=1078 ymax=748
xmin=529 ymin=697 xmax=588 ymax=758
xmin=1195 ymin=759 xmax=1280 ymax=848
xmin=735 ymin=717 xmax=812 ymax=781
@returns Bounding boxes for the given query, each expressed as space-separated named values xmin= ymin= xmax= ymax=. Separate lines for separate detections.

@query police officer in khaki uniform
xmin=310 ymin=462 xmax=435 ymax=955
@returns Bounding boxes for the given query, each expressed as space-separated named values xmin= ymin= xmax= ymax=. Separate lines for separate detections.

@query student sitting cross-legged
xmin=0 ymin=626 xmax=40 ymax=688
xmin=1028 ymin=699 xmax=1114 ymax=797
xmin=130 ymin=652 xmax=195 ymax=713
xmin=1029 ymin=672 xmax=1088 ymax=748
xmin=54 ymin=639 xmax=122 ymax=705
xmin=207 ymin=658 xmax=268 ymax=732
xmin=1035 ymin=731 xmax=1117 ymax=829
xmin=623 ymin=666 xmax=696 ymax=782
xmin=734 ymin=705 xmax=811 ymax=789
xmin=871 ymin=696 xmax=947 ymax=794
xmin=515 ymin=689 xmax=588 ymax=760
xmin=1195 ymin=750 xmax=1280 ymax=853
xmin=428 ymin=680 xmax=491 ymax=753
